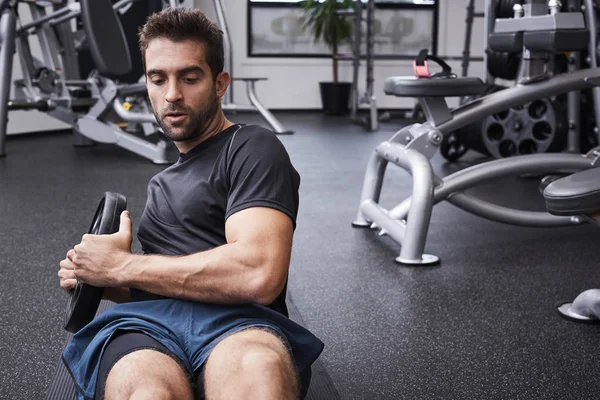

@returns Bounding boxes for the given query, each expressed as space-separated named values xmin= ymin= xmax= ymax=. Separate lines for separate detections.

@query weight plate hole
xmin=528 ymin=100 xmax=548 ymax=119
xmin=519 ymin=140 xmax=537 ymax=155
xmin=499 ymin=140 xmax=517 ymax=157
xmin=494 ymin=110 xmax=509 ymax=121
xmin=533 ymin=121 xmax=552 ymax=141
xmin=487 ymin=123 xmax=504 ymax=142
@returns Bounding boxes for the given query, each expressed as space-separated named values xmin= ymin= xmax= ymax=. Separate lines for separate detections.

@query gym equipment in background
xmin=213 ymin=0 xmax=293 ymax=135
xmin=542 ymin=167 xmax=600 ymax=323
xmin=352 ymin=0 xmax=600 ymax=265
xmin=440 ymin=0 xmax=600 ymax=162
xmin=64 ymin=192 xmax=127 ymax=334
xmin=0 ymin=0 xmax=175 ymax=164
xmin=337 ymin=0 xmax=378 ymax=132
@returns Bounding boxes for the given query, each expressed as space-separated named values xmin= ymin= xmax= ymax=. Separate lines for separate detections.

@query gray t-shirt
xmin=135 ymin=123 xmax=301 ymax=316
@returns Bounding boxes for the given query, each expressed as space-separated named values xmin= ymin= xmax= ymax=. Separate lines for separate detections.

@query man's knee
xmin=209 ymin=327 xmax=294 ymax=370
xmin=204 ymin=328 xmax=299 ymax=398
xmin=104 ymin=349 xmax=193 ymax=400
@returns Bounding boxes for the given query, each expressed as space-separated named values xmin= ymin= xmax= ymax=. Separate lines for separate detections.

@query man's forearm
xmin=119 ymin=242 xmax=279 ymax=305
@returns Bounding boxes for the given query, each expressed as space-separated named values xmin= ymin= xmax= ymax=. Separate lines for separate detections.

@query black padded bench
xmin=544 ymin=168 xmax=600 ymax=216
xmin=383 ymin=76 xmax=486 ymax=98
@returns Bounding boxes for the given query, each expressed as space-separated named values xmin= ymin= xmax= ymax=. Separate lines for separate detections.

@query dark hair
xmin=138 ymin=8 xmax=224 ymax=80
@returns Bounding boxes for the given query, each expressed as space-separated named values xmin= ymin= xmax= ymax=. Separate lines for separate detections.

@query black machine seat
xmin=383 ymin=76 xmax=486 ymax=98
xmin=544 ymin=168 xmax=600 ymax=216
xmin=79 ymin=0 xmax=132 ymax=78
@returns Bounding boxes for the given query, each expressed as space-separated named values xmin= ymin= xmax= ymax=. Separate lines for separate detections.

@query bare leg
xmin=104 ymin=349 xmax=194 ymax=400
xmin=203 ymin=328 xmax=299 ymax=400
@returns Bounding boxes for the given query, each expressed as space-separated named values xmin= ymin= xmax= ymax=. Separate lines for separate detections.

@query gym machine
xmin=0 ymin=0 xmax=174 ymax=164
xmin=540 ymin=167 xmax=600 ymax=322
xmin=212 ymin=0 xmax=293 ymax=135
xmin=442 ymin=0 xmax=600 ymax=161
xmin=352 ymin=0 xmax=600 ymax=264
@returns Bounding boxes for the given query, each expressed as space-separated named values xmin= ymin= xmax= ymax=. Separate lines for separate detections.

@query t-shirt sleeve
xmin=225 ymin=125 xmax=301 ymax=229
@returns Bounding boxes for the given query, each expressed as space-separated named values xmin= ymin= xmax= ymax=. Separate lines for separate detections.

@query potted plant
xmin=301 ymin=0 xmax=354 ymax=115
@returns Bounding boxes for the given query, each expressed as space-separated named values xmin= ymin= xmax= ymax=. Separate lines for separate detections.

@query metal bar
xmin=366 ymin=0 xmax=377 ymax=131
xmin=439 ymin=68 xmax=600 ymax=133
xmin=112 ymin=99 xmax=157 ymax=123
xmin=483 ymin=0 xmax=495 ymax=83
xmin=222 ymin=104 xmax=257 ymax=112
xmin=396 ymin=148 xmax=435 ymax=264
xmin=462 ymin=0 xmax=475 ymax=78
xmin=358 ymin=143 xmax=436 ymax=264
xmin=77 ymin=116 xmax=170 ymax=164
xmin=17 ymin=5 xmax=73 ymax=33
xmin=0 ymin=0 xmax=11 ymax=17
xmin=446 ymin=193 xmax=579 ymax=227
xmin=29 ymin=6 xmax=62 ymax=76
xmin=388 ymin=153 xmax=594 ymax=220
xmin=353 ymin=149 xmax=390 ymax=226
xmin=48 ymin=11 xmax=79 ymax=27
xmin=245 ymin=80 xmax=292 ymax=134
xmin=0 ymin=6 xmax=17 ymax=157
xmin=360 ymin=200 xmax=406 ymax=244
xmin=65 ymin=80 xmax=91 ymax=87
xmin=350 ymin=0 xmax=362 ymax=120
xmin=567 ymin=54 xmax=581 ymax=153
xmin=213 ymin=0 xmax=233 ymax=105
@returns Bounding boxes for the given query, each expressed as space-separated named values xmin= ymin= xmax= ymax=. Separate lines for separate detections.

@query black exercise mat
xmin=45 ymin=298 xmax=339 ymax=399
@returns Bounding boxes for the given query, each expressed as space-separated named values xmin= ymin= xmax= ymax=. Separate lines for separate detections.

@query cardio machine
xmin=0 ymin=0 xmax=175 ymax=164
xmin=352 ymin=0 xmax=600 ymax=265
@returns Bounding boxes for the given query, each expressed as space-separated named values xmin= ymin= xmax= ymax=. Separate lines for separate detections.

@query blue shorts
xmin=62 ymin=299 xmax=325 ymax=400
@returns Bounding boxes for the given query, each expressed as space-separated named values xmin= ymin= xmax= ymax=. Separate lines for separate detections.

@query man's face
xmin=145 ymin=38 xmax=222 ymax=143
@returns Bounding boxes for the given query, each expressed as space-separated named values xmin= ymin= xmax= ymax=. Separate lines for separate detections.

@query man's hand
xmin=59 ymin=211 xmax=133 ymax=288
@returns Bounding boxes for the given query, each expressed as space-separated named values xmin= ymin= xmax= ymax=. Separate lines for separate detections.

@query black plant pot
xmin=319 ymin=82 xmax=352 ymax=115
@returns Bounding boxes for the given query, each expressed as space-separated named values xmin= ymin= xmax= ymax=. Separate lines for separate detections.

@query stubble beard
xmin=155 ymin=87 xmax=220 ymax=143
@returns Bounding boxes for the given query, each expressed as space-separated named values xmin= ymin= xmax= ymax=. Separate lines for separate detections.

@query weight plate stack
xmin=481 ymin=98 xmax=567 ymax=158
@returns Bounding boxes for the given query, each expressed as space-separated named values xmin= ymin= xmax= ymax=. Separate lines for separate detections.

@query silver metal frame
xmin=213 ymin=0 xmax=292 ymax=135
xmin=353 ymin=68 xmax=600 ymax=265
xmin=0 ymin=0 xmax=173 ymax=164
xmin=346 ymin=0 xmax=378 ymax=132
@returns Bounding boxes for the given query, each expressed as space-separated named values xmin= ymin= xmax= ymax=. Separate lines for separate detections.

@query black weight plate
xmin=64 ymin=192 xmax=127 ymax=333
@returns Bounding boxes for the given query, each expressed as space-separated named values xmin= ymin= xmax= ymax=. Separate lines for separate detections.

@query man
xmin=58 ymin=7 xmax=323 ymax=400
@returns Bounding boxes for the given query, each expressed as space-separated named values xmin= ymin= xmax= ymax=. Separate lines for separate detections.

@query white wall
xmin=195 ymin=0 xmax=488 ymax=110
xmin=7 ymin=0 xmax=487 ymax=134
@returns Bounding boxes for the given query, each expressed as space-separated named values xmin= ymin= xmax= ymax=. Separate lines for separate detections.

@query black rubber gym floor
xmin=2 ymin=112 xmax=600 ymax=399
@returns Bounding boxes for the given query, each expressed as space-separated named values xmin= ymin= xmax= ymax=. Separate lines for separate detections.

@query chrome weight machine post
xmin=50 ymin=3 xmax=94 ymax=148
xmin=0 ymin=1 xmax=17 ymax=157
xmin=483 ymin=0 xmax=496 ymax=84
xmin=567 ymin=56 xmax=582 ymax=153
xmin=462 ymin=0 xmax=476 ymax=78
xmin=366 ymin=0 xmax=378 ymax=132
xmin=349 ymin=0 xmax=362 ymax=123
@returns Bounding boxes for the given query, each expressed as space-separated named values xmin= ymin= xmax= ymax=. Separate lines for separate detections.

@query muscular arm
xmin=119 ymin=207 xmax=293 ymax=305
